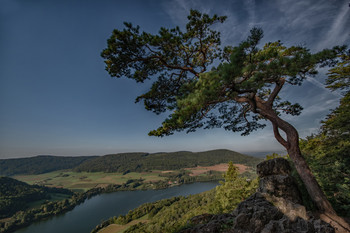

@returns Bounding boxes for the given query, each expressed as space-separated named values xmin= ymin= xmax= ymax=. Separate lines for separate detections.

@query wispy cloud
xmin=162 ymin=0 xmax=252 ymax=45
xmin=276 ymin=1 xmax=326 ymax=28
xmin=302 ymin=97 xmax=339 ymax=117
xmin=244 ymin=0 xmax=256 ymax=27
xmin=161 ymin=0 xmax=190 ymax=26
xmin=162 ymin=0 xmax=349 ymax=49
xmin=160 ymin=0 xmax=345 ymax=144
xmin=273 ymin=0 xmax=349 ymax=50
xmin=316 ymin=3 xmax=350 ymax=50
xmin=161 ymin=0 xmax=212 ymax=27
xmin=305 ymin=77 xmax=342 ymax=98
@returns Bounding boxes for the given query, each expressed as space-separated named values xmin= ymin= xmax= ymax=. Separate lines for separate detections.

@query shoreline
xmin=1 ymin=176 xmax=222 ymax=233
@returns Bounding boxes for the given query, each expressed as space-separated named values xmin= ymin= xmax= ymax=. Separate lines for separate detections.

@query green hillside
xmin=74 ymin=149 xmax=262 ymax=173
xmin=0 ymin=177 xmax=73 ymax=218
xmin=0 ymin=150 xmax=261 ymax=176
xmin=0 ymin=155 xmax=98 ymax=176
xmin=91 ymin=162 xmax=258 ymax=233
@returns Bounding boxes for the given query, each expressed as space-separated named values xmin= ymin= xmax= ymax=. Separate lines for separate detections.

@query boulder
xmin=258 ymin=174 xmax=303 ymax=204
xmin=257 ymin=158 xmax=302 ymax=204
xmin=228 ymin=192 xmax=334 ymax=233
xmin=256 ymin=158 xmax=291 ymax=177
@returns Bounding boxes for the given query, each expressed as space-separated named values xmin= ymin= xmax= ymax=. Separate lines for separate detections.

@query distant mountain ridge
xmin=0 ymin=149 xmax=262 ymax=176
xmin=0 ymin=155 xmax=98 ymax=176
xmin=73 ymin=149 xmax=262 ymax=173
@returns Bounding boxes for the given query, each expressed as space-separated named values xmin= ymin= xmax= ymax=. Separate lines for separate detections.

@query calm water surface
xmin=15 ymin=182 xmax=218 ymax=233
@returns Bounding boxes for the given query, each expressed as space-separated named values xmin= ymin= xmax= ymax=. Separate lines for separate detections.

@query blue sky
xmin=0 ymin=0 xmax=349 ymax=158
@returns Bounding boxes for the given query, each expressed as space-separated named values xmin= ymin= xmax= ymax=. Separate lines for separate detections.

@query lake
xmin=15 ymin=182 xmax=218 ymax=233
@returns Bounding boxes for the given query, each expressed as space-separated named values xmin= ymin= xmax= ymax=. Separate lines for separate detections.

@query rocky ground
xmin=179 ymin=158 xmax=338 ymax=233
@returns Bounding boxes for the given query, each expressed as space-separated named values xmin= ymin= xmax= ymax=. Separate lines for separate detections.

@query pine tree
xmin=101 ymin=10 xmax=348 ymax=229
xmin=212 ymin=162 xmax=257 ymax=213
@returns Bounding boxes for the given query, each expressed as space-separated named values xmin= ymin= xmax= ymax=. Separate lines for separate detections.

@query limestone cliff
xmin=180 ymin=158 xmax=336 ymax=233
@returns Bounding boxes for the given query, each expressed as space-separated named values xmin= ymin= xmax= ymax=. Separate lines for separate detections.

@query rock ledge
xmin=180 ymin=158 xmax=334 ymax=233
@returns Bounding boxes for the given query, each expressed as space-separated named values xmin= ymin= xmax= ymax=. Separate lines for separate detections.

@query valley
xmin=12 ymin=170 xmax=167 ymax=192
xmin=0 ymin=149 xmax=261 ymax=233
xmin=12 ymin=163 xmax=249 ymax=192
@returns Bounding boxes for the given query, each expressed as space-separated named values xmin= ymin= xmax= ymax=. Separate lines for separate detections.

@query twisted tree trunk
xmin=257 ymin=100 xmax=350 ymax=232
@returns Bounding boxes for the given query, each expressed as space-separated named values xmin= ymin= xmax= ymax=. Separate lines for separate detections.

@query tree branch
xmin=242 ymin=104 xmax=251 ymax=123
xmin=234 ymin=96 xmax=250 ymax=103
xmin=267 ymin=78 xmax=285 ymax=105
xmin=272 ymin=121 xmax=289 ymax=148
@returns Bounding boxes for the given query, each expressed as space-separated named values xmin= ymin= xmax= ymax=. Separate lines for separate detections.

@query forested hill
xmin=73 ymin=149 xmax=262 ymax=173
xmin=0 ymin=155 xmax=98 ymax=176
xmin=0 ymin=150 xmax=261 ymax=176
xmin=0 ymin=177 xmax=73 ymax=218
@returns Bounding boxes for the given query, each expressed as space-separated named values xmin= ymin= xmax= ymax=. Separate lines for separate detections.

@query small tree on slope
xmin=213 ymin=162 xmax=257 ymax=214
xmin=101 ymin=10 xmax=348 ymax=230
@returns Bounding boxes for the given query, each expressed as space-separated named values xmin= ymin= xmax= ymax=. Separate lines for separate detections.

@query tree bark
xmin=256 ymin=100 xmax=350 ymax=232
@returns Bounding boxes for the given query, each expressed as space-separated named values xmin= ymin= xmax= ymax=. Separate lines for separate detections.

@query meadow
xmin=13 ymin=170 xmax=167 ymax=192
xmin=98 ymin=215 xmax=149 ymax=233
xmin=12 ymin=163 xmax=251 ymax=192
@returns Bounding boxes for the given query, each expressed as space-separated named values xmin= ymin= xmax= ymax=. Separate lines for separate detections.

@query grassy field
xmin=12 ymin=163 xmax=252 ymax=192
xmin=13 ymin=170 xmax=167 ymax=192
xmin=98 ymin=215 xmax=149 ymax=233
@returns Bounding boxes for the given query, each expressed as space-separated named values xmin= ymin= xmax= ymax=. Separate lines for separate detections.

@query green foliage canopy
xmin=73 ymin=149 xmax=261 ymax=173
xmin=300 ymin=53 xmax=350 ymax=216
xmin=326 ymin=49 xmax=350 ymax=92
xmin=212 ymin=162 xmax=257 ymax=213
xmin=0 ymin=155 xmax=97 ymax=176
xmin=0 ymin=177 xmax=73 ymax=219
xmin=102 ymin=10 xmax=341 ymax=137
xmin=102 ymin=10 xmax=346 ymax=217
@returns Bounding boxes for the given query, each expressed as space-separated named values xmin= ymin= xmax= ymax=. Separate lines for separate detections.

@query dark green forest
xmin=301 ymin=97 xmax=350 ymax=216
xmin=0 ymin=155 xmax=97 ymax=176
xmin=0 ymin=177 xmax=73 ymax=219
xmin=299 ymin=50 xmax=350 ymax=217
xmin=0 ymin=150 xmax=260 ymax=177
xmin=0 ymin=177 xmax=111 ymax=233
xmin=73 ymin=149 xmax=261 ymax=173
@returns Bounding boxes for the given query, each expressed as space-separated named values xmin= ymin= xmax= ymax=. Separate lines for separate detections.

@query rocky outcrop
xmin=257 ymin=158 xmax=303 ymax=204
xmin=180 ymin=158 xmax=335 ymax=233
